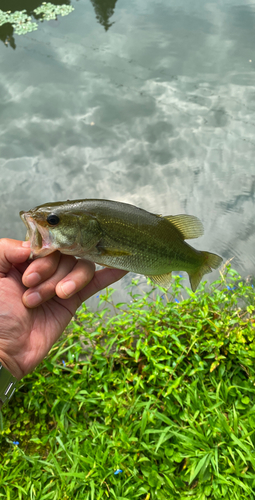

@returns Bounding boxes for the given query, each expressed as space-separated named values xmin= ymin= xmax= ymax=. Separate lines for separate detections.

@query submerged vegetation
xmin=0 ymin=266 xmax=255 ymax=499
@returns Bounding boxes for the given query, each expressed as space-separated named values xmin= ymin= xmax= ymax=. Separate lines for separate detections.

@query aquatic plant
xmin=0 ymin=2 xmax=74 ymax=37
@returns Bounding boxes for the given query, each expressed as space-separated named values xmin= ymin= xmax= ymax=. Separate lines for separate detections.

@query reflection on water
xmin=91 ymin=0 xmax=118 ymax=31
xmin=0 ymin=23 xmax=16 ymax=49
xmin=0 ymin=0 xmax=255 ymax=304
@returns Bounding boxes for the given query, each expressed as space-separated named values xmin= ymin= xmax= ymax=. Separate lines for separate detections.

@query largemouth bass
xmin=20 ymin=199 xmax=223 ymax=292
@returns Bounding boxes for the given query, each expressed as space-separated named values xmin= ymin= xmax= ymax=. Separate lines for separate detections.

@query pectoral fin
xmin=96 ymin=242 xmax=132 ymax=257
xmin=146 ymin=272 xmax=172 ymax=288
xmin=164 ymin=214 xmax=204 ymax=240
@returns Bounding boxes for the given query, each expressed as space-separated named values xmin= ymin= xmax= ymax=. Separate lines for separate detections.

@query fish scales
xmin=20 ymin=199 xmax=223 ymax=291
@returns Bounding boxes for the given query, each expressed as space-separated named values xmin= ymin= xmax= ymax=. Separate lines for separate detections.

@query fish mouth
xmin=20 ymin=211 xmax=55 ymax=258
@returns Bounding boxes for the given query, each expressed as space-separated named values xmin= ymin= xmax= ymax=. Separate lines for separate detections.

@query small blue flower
xmin=13 ymin=441 xmax=19 ymax=446
xmin=62 ymin=360 xmax=66 ymax=366
xmin=175 ymin=298 xmax=179 ymax=303
xmin=178 ymin=274 xmax=183 ymax=277
xmin=227 ymin=286 xmax=236 ymax=291
xmin=114 ymin=469 xmax=123 ymax=475
xmin=96 ymin=295 xmax=99 ymax=298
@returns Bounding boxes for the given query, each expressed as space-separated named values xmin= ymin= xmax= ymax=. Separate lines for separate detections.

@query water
xmin=1 ymin=0 xmax=255 ymax=302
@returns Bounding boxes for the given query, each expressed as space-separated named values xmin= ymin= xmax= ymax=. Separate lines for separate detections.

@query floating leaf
xmin=0 ymin=3 xmax=74 ymax=37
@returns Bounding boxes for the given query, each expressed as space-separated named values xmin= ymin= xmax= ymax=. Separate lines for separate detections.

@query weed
xmin=0 ymin=265 xmax=255 ymax=499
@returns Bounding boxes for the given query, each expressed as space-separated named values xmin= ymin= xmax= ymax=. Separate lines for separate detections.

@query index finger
xmin=0 ymin=239 xmax=31 ymax=277
xmin=22 ymin=251 xmax=61 ymax=287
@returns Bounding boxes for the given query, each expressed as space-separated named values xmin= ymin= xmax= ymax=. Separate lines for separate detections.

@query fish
xmin=20 ymin=199 xmax=223 ymax=292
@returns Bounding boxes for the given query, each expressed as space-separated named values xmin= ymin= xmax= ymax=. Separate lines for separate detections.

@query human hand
xmin=0 ymin=239 xmax=127 ymax=380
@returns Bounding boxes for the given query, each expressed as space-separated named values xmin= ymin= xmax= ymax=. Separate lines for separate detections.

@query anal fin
xmin=146 ymin=272 xmax=172 ymax=288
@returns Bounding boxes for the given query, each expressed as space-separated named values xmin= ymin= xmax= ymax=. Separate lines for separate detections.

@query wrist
xmin=0 ymin=361 xmax=18 ymax=408
xmin=0 ymin=355 xmax=23 ymax=381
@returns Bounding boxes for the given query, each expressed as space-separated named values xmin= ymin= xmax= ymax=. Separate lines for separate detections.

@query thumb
xmin=0 ymin=239 xmax=31 ymax=277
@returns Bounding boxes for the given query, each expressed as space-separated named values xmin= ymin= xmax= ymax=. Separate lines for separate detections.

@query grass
xmin=0 ymin=265 xmax=255 ymax=499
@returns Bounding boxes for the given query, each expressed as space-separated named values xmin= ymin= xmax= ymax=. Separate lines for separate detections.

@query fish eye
xmin=47 ymin=214 xmax=60 ymax=226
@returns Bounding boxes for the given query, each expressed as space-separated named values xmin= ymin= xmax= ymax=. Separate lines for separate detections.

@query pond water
xmin=1 ymin=0 xmax=255 ymax=302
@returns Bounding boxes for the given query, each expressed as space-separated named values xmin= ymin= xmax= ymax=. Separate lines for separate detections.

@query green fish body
xmin=20 ymin=199 xmax=223 ymax=291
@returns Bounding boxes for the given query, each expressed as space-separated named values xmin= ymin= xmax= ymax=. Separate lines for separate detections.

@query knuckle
xmin=38 ymin=252 xmax=60 ymax=275
xmin=38 ymin=279 xmax=57 ymax=297
xmin=91 ymin=272 xmax=102 ymax=291
xmin=0 ymin=238 xmax=8 ymax=248
xmin=79 ymin=259 xmax=95 ymax=275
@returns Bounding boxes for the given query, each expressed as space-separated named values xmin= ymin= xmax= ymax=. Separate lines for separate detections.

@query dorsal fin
xmin=164 ymin=214 xmax=204 ymax=240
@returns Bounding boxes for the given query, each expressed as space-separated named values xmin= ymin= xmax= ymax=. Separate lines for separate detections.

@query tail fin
xmin=189 ymin=252 xmax=223 ymax=292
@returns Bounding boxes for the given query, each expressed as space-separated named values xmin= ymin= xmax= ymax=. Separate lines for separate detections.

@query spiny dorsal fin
xmin=164 ymin=214 xmax=204 ymax=240
xmin=147 ymin=272 xmax=172 ymax=288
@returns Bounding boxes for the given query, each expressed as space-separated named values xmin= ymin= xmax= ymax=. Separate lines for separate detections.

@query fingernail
xmin=24 ymin=272 xmax=41 ymax=287
xmin=25 ymin=292 xmax=41 ymax=307
xmin=60 ymin=280 xmax=76 ymax=297
xmin=22 ymin=241 xmax=31 ymax=247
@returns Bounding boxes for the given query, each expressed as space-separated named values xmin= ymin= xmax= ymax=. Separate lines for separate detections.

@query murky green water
xmin=1 ymin=0 xmax=255 ymax=296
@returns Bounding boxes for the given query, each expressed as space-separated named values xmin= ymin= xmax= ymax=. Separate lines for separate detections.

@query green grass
xmin=1 ymin=265 xmax=255 ymax=499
